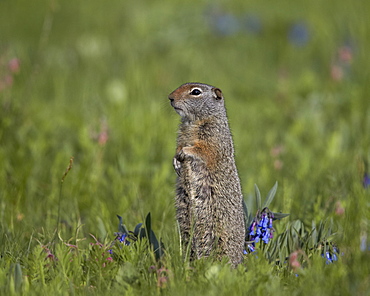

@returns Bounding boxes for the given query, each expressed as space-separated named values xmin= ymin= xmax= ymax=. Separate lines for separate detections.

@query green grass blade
xmin=14 ymin=263 xmax=23 ymax=293
xmin=263 ymin=181 xmax=278 ymax=209
xmin=254 ymin=184 xmax=262 ymax=210
xmin=272 ymin=212 xmax=290 ymax=220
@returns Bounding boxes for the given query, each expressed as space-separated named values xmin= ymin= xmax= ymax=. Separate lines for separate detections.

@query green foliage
xmin=244 ymin=182 xmax=289 ymax=229
xmin=115 ymin=213 xmax=165 ymax=260
xmin=1 ymin=0 xmax=370 ymax=295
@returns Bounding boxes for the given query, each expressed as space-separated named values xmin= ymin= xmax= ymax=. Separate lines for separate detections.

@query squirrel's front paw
xmin=173 ymin=147 xmax=192 ymax=176
xmin=176 ymin=148 xmax=187 ymax=162
xmin=173 ymin=157 xmax=182 ymax=176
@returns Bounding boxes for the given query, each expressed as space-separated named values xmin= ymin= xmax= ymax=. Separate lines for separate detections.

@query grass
xmin=1 ymin=0 xmax=369 ymax=295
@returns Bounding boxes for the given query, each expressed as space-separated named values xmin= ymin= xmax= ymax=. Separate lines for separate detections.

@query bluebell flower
xmin=248 ymin=244 xmax=255 ymax=252
xmin=322 ymin=249 xmax=339 ymax=264
xmin=244 ymin=243 xmax=256 ymax=254
xmin=248 ymin=208 xmax=275 ymax=244
xmin=262 ymin=229 xmax=271 ymax=244
xmin=216 ymin=14 xmax=240 ymax=36
xmin=261 ymin=215 xmax=268 ymax=228
xmin=288 ymin=22 xmax=310 ymax=47
xmin=360 ymin=235 xmax=370 ymax=252
xmin=363 ymin=173 xmax=370 ymax=188
xmin=332 ymin=253 xmax=338 ymax=261
xmin=249 ymin=222 xmax=256 ymax=236
xmin=109 ymin=232 xmax=131 ymax=254
xmin=115 ymin=232 xmax=130 ymax=246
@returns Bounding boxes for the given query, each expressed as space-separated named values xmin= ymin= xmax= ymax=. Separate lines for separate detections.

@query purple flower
xmin=261 ymin=215 xmax=268 ymax=228
xmin=244 ymin=243 xmax=256 ymax=254
xmin=262 ymin=229 xmax=271 ymax=244
xmin=109 ymin=232 xmax=130 ymax=254
xmin=363 ymin=173 xmax=370 ymax=188
xmin=248 ymin=208 xmax=275 ymax=244
xmin=249 ymin=222 xmax=256 ymax=236
xmin=115 ymin=232 xmax=130 ymax=245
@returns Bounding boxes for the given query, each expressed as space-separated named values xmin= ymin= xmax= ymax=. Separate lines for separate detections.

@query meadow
xmin=0 ymin=0 xmax=369 ymax=295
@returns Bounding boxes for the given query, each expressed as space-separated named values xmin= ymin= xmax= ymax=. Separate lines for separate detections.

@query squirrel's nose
xmin=168 ymin=97 xmax=175 ymax=107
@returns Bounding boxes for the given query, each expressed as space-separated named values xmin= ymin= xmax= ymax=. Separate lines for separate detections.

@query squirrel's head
xmin=168 ymin=83 xmax=225 ymax=121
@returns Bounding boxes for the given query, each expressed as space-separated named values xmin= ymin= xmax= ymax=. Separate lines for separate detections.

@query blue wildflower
xmin=288 ymin=22 xmax=310 ymax=47
xmin=109 ymin=232 xmax=131 ymax=254
xmin=115 ymin=232 xmax=130 ymax=246
xmin=262 ymin=229 xmax=271 ymax=244
xmin=244 ymin=243 xmax=256 ymax=254
xmin=332 ymin=253 xmax=338 ymax=261
xmin=363 ymin=173 xmax=370 ymax=188
xmin=360 ymin=235 xmax=369 ymax=252
xmin=248 ymin=244 xmax=255 ymax=252
xmin=322 ymin=249 xmax=339 ymax=264
xmin=261 ymin=214 xmax=268 ymax=228
xmin=249 ymin=222 xmax=256 ymax=236
xmin=248 ymin=208 xmax=275 ymax=244
xmin=212 ymin=14 xmax=240 ymax=36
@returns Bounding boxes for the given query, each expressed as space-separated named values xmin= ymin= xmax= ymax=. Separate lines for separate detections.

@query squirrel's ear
xmin=214 ymin=88 xmax=223 ymax=100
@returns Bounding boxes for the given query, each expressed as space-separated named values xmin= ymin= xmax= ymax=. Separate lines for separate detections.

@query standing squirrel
xmin=169 ymin=82 xmax=245 ymax=266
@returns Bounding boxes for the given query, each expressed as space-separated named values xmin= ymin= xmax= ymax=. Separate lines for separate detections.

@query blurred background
xmin=0 ymin=0 xmax=369 ymax=246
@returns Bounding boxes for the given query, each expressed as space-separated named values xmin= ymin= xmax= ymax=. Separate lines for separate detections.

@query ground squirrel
xmin=169 ymin=82 xmax=245 ymax=266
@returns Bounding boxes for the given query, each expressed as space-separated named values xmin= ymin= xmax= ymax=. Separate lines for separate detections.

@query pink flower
xmin=338 ymin=46 xmax=352 ymax=64
xmin=331 ymin=65 xmax=344 ymax=81
xmin=334 ymin=201 xmax=345 ymax=216
xmin=98 ymin=131 xmax=109 ymax=146
xmin=270 ymin=145 xmax=285 ymax=158
xmin=289 ymin=251 xmax=301 ymax=271
xmin=8 ymin=58 xmax=20 ymax=73
xmin=42 ymin=246 xmax=57 ymax=262
xmin=89 ymin=118 xmax=109 ymax=146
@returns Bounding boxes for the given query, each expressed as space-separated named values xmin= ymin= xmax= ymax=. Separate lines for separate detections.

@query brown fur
xmin=169 ymin=82 xmax=245 ymax=266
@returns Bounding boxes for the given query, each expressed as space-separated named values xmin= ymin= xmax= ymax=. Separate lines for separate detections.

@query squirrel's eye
xmin=190 ymin=88 xmax=202 ymax=96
